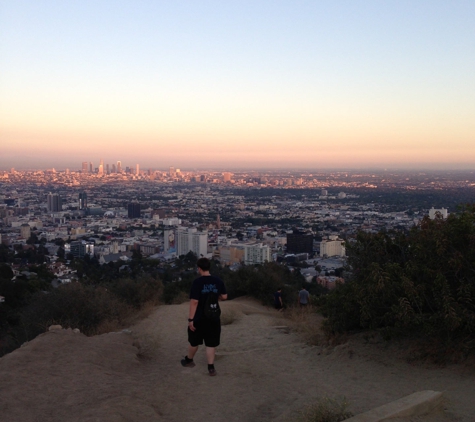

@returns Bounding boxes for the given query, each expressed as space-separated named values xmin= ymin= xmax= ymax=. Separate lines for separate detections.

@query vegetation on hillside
xmin=321 ymin=204 xmax=475 ymax=357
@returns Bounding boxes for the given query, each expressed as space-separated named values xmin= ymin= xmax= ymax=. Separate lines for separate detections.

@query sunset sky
xmin=1 ymin=1 xmax=474 ymax=171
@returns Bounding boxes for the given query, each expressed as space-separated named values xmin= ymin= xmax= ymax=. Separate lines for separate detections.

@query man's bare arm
xmin=188 ymin=299 xmax=199 ymax=331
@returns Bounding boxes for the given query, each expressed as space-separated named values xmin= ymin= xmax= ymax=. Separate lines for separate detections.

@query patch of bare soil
xmin=1 ymin=297 xmax=474 ymax=422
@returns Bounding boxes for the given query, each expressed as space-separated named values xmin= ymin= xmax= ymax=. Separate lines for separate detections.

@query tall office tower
xmin=223 ymin=172 xmax=232 ymax=182
xmin=117 ymin=161 xmax=122 ymax=173
xmin=319 ymin=236 xmax=346 ymax=257
xmin=82 ymin=162 xmax=88 ymax=173
xmin=106 ymin=164 xmax=110 ymax=174
xmin=111 ymin=163 xmax=116 ymax=173
xmin=127 ymin=202 xmax=141 ymax=219
xmin=78 ymin=192 xmax=87 ymax=210
xmin=169 ymin=167 xmax=175 ymax=177
xmin=89 ymin=162 xmax=93 ymax=173
xmin=287 ymin=229 xmax=313 ymax=254
xmin=47 ymin=193 xmax=61 ymax=212
xmin=176 ymin=227 xmax=208 ymax=257
xmin=98 ymin=159 xmax=104 ymax=175
xmin=136 ymin=164 xmax=140 ymax=175
xmin=244 ymin=243 xmax=271 ymax=265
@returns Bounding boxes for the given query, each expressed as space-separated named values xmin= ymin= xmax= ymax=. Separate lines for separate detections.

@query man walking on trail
xmin=181 ymin=257 xmax=227 ymax=376
xmin=298 ymin=286 xmax=309 ymax=307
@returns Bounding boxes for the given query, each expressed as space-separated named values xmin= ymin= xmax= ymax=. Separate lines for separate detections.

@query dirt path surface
xmin=1 ymin=297 xmax=474 ymax=422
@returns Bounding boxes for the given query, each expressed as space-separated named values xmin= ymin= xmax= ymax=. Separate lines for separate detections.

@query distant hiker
xmin=298 ymin=286 xmax=309 ymax=307
xmin=181 ymin=257 xmax=227 ymax=376
xmin=274 ymin=288 xmax=283 ymax=311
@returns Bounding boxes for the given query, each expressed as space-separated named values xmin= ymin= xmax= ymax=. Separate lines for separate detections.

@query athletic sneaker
xmin=208 ymin=368 xmax=217 ymax=376
xmin=181 ymin=357 xmax=195 ymax=368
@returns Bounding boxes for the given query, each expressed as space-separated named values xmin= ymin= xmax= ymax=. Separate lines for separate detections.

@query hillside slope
xmin=1 ymin=297 xmax=474 ymax=421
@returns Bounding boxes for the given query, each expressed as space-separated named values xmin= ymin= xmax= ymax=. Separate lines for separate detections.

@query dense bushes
xmin=161 ymin=261 xmax=307 ymax=307
xmin=21 ymin=283 xmax=130 ymax=337
xmin=225 ymin=262 xmax=304 ymax=306
xmin=321 ymin=205 xmax=475 ymax=352
xmin=108 ymin=276 xmax=163 ymax=308
xmin=0 ymin=276 xmax=163 ymax=356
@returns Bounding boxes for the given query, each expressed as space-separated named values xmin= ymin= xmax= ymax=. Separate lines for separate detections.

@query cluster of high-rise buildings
xmin=81 ymin=160 xmax=127 ymax=175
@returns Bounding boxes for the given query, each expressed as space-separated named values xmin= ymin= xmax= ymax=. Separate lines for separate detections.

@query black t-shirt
xmin=190 ymin=275 xmax=227 ymax=321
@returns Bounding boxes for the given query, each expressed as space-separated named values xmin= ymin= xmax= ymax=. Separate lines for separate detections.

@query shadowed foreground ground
xmin=1 ymin=297 xmax=474 ymax=421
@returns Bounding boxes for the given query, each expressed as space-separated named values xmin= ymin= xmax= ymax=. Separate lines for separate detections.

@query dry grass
xmin=170 ymin=291 xmax=189 ymax=305
xmin=292 ymin=396 xmax=353 ymax=422
xmin=283 ymin=306 xmax=326 ymax=346
xmin=93 ymin=319 xmax=125 ymax=335
xmin=122 ymin=301 xmax=158 ymax=325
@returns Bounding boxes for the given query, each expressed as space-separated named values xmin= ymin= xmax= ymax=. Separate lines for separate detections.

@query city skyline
xmin=1 ymin=1 xmax=474 ymax=171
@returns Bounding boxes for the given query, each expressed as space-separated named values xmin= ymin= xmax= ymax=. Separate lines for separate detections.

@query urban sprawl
xmin=1 ymin=164 xmax=474 ymax=292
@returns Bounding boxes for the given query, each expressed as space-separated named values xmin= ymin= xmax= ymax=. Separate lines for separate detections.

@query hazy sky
xmin=1 ymin=1 xmax=474 ymax=171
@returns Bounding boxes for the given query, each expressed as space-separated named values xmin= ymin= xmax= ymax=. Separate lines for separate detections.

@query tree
xmin=56 ymin=247 xmax=65 ymax=260
xmin=321 ymin=205 xmax=475 ymax=350
xmin=0 ymin=263 xmax=14 ymax=280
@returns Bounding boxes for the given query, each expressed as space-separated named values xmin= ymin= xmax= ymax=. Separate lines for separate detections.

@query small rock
xmin=73 ymin=328 xmax=80 ymax=334
xmin=48 ymin=325 xmax=62 ymax=331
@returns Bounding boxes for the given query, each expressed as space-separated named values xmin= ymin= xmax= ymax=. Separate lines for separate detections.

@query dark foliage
xmin=321 ymin=205 xmax=475 ymax=354
xmin=108 ymin=276 xmax=163 ymax=308
xmin=161 ymin=261 xmax=307 ymax=308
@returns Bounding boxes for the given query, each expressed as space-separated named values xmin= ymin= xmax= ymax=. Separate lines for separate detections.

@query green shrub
xmin=321 ymin=205 xmax=475 ymax=353
xmin=20 ymin=282 xmax=131 ymax=338
xmin=109 ymin=276 xmax=163 ymax=308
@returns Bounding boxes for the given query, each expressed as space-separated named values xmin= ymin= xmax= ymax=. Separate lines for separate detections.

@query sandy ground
xmin=1 ymin=297 xmax=474 ymax=422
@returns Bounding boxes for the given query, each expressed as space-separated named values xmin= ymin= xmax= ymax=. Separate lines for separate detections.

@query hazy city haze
xmin=1 ymin=1 xmax=474 ymax=170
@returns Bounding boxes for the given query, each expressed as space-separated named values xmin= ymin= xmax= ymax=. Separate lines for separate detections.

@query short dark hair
xmin=197 ymin=257 xmax=211 ymax=271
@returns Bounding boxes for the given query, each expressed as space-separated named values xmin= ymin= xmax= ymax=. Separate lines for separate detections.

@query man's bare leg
xmin=187 ymin=345 xmax=199 ymax=360
xmin=206 ymin=347 xmax=216 ymax=364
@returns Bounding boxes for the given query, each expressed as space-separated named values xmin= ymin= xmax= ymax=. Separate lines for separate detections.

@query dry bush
xmin=293 ymin=397 xmax=353 ymax=422
xmin=284 ymin=306 xmax=325 ymax=346
xmin=122 ymin=301 xmax=159 ymax=326
xmin=93 ymin=319 xmax=125 ymax=335
xmin=171 ymin=290 xmax=189 ymax=305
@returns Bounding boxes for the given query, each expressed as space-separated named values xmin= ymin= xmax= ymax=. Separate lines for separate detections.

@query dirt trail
xmin=1 ymin=297 xmax=474 ymax=421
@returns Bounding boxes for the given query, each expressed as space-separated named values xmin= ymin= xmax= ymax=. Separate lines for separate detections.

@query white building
xmin=162 ymin=217 xmax=182 ymax=226
xmin=429 ymin=207 xmax=448 ymax=220
xmin=176 ymin=227 xmax=208 ymax=257
xmin=319 ymin=235 xmax=346 ymax=257
xmin=244 ymin=243 xmax=271 ymax=265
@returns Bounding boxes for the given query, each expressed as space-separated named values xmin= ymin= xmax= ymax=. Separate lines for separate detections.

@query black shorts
xmin=188 ymin=319 xmax=221 ymax=348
